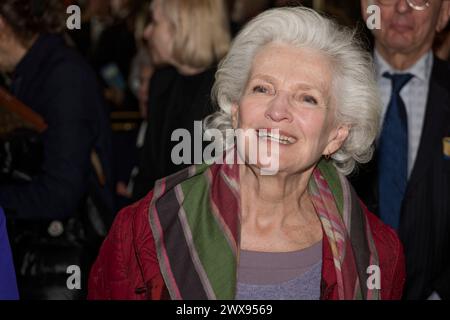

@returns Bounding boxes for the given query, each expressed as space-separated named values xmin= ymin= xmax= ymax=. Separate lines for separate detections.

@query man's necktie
xmin=378 ymin=72 xmax=413 ymax=230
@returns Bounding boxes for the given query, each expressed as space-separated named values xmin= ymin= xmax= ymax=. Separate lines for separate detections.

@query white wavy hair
xmin=205 ymin=7 xmax=381 ymax=175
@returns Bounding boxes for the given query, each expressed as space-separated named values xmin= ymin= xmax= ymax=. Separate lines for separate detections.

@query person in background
xmin=115 ymin=48 xmax=154 ymax=205
xmin=0 ymin=206 xmax=19 ymax=300
xmin=356 ymin=0 xmax=450 ymax=299
xmin=89 ymin=7 xmax=405 ymax=300
xmin=68 ymin=0 xmax=112 ymax=59
xmin=92 ymin=0 xmax=143 ymax=110
xmin=103 ymin=2 xmax=150 ymax=211
xmin=0 ymin=0 xmax=113 ymax=299
xmin=133 ymin=50 xmax=154 ymax=120
xmin=132 ymin=0 xmax=231 ymax=200
xmin=114 ymin=3 xmax=154 ymax=205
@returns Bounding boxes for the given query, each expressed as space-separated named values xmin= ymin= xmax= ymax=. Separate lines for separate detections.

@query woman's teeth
xmin=257 ymin=131 xmax=296 ymax=145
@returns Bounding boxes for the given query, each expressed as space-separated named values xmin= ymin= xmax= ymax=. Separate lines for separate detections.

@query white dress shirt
xmin=374 ymin=50 xmax=433 ymax=178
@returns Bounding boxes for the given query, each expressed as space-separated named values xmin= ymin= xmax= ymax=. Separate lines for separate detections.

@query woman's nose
xmin=264 ymin=92 xmax=293 ymax=123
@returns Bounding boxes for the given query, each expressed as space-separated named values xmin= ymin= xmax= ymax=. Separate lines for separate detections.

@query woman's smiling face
xmin=232 ymin=43 xmax=349 ymax=175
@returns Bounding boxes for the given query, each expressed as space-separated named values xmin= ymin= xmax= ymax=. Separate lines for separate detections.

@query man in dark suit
xmin=356 ymin=0 xmax=450 ymax=299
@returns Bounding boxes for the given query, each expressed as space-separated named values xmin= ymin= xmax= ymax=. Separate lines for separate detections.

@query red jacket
xmin=88 ymin=191 xmax=406 ymax=300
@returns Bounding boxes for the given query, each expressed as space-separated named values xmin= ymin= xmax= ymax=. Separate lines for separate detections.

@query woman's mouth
xmin=256 ymin=129 xmax=297 ymax=145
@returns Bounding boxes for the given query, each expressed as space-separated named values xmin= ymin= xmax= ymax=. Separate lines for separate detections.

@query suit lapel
xmin=406 ymin=58 xmax=450 ymax=196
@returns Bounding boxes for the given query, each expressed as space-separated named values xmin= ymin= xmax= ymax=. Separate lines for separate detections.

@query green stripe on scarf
xmin=179 ymin=168 xmax=237 ymax=299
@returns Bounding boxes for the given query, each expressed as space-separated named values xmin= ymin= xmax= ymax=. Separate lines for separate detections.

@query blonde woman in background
xmin=132 ymin=0 xmax=231 ymax=200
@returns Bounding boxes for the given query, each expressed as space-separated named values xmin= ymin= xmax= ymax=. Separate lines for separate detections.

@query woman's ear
xmin=231 ymin=103 xmax=239 ymax=129
xmin=324 ymin=124 xmax=350 ymax=157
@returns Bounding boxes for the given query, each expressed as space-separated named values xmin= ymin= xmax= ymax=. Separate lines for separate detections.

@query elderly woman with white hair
xmin=88 ymin=7 xmax=405 ymax=300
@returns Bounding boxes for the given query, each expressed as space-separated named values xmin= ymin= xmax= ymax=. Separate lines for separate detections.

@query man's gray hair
xmin=205 ymin=7 xmax=381 ymax=175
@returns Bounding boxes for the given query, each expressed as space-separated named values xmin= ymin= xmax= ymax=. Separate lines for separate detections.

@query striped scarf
xmin=148 ymin=159 xmax=380 ymax=300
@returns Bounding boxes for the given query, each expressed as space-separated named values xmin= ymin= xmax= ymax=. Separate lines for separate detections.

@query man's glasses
xmin=376 ymin=0 xmax=430 ymax=11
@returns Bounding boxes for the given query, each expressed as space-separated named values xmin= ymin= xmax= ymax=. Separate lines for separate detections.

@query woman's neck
xmin=239 ymin=164 xmax=315 ymax=225
xmin=239 ymin=164 xmax=323 ymax=252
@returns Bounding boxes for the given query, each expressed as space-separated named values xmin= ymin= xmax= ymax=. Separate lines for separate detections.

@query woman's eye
xmin=252 ymin=85 xmax=270 ymax=94
xmin=303 ymin=95 xmax=318 ymax=105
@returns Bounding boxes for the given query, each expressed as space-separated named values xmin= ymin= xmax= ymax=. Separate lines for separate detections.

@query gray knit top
xmin=235 ymin=240 xmax=322 ymax=300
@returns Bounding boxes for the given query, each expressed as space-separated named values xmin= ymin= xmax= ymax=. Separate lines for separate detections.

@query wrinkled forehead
xmin=248 ymin=43 xmax=333 ymax=95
